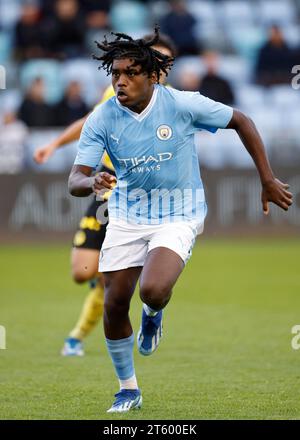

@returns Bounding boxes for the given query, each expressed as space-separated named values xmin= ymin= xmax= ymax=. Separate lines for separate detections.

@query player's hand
xmin=33 ymin=145 xmax=56 ymax=164
xmin=261 ymin=178 xmax=293 ymax=215
xmin=93 ymin=172 xmax=117 ymax=199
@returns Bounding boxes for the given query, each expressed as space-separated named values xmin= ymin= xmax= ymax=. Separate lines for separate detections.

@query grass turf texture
xmin=0 ymin=239 xmax=300 ymax=420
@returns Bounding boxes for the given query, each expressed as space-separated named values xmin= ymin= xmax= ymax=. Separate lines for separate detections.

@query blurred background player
xmin=33 ymin=33 xmax=176 ymax=356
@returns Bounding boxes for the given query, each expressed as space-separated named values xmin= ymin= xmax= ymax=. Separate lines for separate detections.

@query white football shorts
xmin=99 ymin=219 xmax=204 ymax=272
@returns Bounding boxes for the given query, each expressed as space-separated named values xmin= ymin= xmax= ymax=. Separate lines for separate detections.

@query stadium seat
xmin=218 ymin=56 xmax=252 ymax=85
xmin=194 ymin=22 xmax=228 ymax=52
xmin=260 ymin=106 xmax=300 ymax=165
xmin=281 ymin=24 xmax=300 ymax=48
xmin=0 ymin=89 xmax=22 ymax=113
xmin=170 ymin=55 xmax=206 ymax=87
xmin=110 ymin=0 xmax=149 ymax=34
xmin=187 ymin=0 xmax=217 ymax=26
xmin=20 ymin=60 xmax=63 ymax=104
xmin=196 ymin=131 xmax=228 ymax=169
xmin=285 ymin=108 xmax=300 ymax=132
xmin=0 ymin=0 xmax=21 ymax=30
xmin=62 ymin=59 xmax=109 ymax=107
xmin=188 ymin=0 xmax=222 ymax=48
xmin=236 ymin=85 xmax=267 ymax=112
xmin=283 ymin=109 xmax=300 ymax=151
xmin=226 ymin=25 xmax=266 ymax=62
xmin=215 ymin=130 xmax=256 ymax=168
xmin=148 ymin=0 xmax=171 ymax=22
xmin=249 ymin=106 xmax=283 ymax=151
xmin=0 ymin=31 xmax=12 ymax=63
xmin=257 ymin=0 xmax=296 ymax=26
xmin=197 ymin=129 xmax=255 ymax=168
xmin=219 ymin=1 xmax=255 ymax=26
xmin=268 ymin=85 xmax=300 ymax=110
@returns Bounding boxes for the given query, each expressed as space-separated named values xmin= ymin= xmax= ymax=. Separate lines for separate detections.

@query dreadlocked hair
xmin=93 ymin=26 xmax=174 ymax=83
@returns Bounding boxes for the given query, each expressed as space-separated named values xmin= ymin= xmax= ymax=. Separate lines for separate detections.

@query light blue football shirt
xmin=74 ymin=85 xmax=233 ymax=225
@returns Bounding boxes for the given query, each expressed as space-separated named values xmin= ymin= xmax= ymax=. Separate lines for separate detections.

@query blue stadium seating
xmin=0 ymin=0 xmax=299 ymax=170
xmin=20 ymin=60 xmax=63 ymax=104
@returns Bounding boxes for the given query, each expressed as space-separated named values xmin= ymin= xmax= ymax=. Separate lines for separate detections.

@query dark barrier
xmin=0 ymin=168 xmax=299 ymax=242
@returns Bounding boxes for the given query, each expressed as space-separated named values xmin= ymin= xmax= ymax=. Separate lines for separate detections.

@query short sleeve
xmin=184 ymin=91 xmax=233 ymax=133
xmin=74 ymin=109 xmax=106 ymax=168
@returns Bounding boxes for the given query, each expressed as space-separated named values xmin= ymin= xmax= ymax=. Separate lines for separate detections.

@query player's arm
xmin=226 ymin=109 xmax=293 ymax=214
xmin=34 ymin=86 xmax=115 ymax=164
xmin=33 ymin=115 xmax=90 ymax=164
xmin=69 ymin=98 xmax=117 ymax=197
xmin=68 ymin=165 xmax=116 ymax=197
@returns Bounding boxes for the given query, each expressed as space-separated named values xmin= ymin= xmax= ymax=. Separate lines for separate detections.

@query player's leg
xmin=137 ymin=247 xmax=184 ymax=356
xmin=104 ymin=268 xmax=141 ymax=339
xmin=137 ymin=221 xmax=198 ymax=356
xmin=71 ymin=247 xmax=100 ymax=284
xmin=62 ymin=248 xmax=104 ymax=356
xmin=71 ymin=197 xmax=106 ymax=284
xmin=68 ymin=262 xmax=104 ymax=340
xmin=62 ymin=199 xmax=106 ymax=356
xmin=140 ymin=246 xmax=184 ymax=309
xmin=104 ymin=267 xmax=143 ymax=413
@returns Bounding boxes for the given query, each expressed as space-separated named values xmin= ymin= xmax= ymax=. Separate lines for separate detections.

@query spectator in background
xmin=255 ymin=25 xmax=293 ymax=87
xmin=55 ymin=81 xmax=89 ymax=126
xmin=43 ymin=0 xmax=85 ymax=59
xmin=83 ymin=0 xmax=111 ymax=53
xmin=109 ymin=0 xmax=148 ymax=35
xmin=40 ymin=0 xmax=56 ymax=16
xmin=160 ymin=0 xmax=200 ymax=56
xmin=82 ymin=0 xmax=111 ymax=31
xmin=0 ymin=112 xmax=28 ymax=173
xmin=199 ymin=51 xmax=235 ymax=105
xmin=18 ymin=77 xmax=56 ymax=127
xmin=14 ymin=1 xmax=45 ymax=61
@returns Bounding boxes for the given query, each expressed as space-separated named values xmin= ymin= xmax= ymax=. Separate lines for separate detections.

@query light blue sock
xmin=106 ymin=334 xmax=136 ymax=385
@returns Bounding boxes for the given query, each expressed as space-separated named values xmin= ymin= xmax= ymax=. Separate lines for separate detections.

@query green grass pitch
xmin=0 ymin=239 xmax=300 ymax=420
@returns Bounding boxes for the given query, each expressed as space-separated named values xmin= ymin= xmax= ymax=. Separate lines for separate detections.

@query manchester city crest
xmin=156 ymin=124 xmax=172 ymax=141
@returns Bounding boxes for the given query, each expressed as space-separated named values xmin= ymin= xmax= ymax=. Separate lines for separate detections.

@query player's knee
xmin=140 ymin=282 xmax=171 ymax=310
xmin=71 ymin=266 xmax=93 ymax=284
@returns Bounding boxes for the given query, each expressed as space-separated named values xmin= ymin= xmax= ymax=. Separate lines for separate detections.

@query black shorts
xmin=73 ymin=197 xmax=108 ymax=251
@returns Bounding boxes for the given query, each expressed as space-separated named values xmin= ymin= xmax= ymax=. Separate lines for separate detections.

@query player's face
xmin=112 ymin=58 xmax=156 ymax=113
